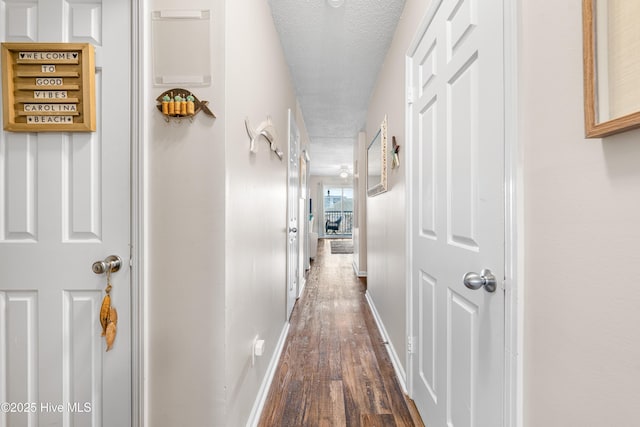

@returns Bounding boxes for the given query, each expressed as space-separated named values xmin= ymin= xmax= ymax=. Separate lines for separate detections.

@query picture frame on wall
xmin=367 ymin=115 xmax=388 ymax=197
xmin=583 ymin=0 xmax=640 ymax=138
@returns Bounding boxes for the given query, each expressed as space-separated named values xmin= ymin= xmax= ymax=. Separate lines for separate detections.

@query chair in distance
xmin=325 ymin=216 xmax=342 ymax=234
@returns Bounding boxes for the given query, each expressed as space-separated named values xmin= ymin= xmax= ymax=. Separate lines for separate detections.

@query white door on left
xmin=0 ymin=1 xmax=132 ymax=426
xmin=286 ymin=109 xmax=300 ymax=319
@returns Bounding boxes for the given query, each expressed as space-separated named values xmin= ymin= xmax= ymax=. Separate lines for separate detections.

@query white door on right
xmin=407 ymin=0 xmax=505 ymax=426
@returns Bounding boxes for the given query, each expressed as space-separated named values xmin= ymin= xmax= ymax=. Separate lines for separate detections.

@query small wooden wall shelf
xmin=1 ymin=42 xmax=96 ymax=132
xmin=155 ymin=88 xmax=215 ymax=122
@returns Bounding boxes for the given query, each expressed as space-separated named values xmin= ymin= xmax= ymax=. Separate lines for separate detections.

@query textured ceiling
xmin=269 ymin=0 xmax=406 ymax=176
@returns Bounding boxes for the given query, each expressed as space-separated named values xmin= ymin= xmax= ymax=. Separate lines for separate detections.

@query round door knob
xmin=92 ymin=255 xmax=122 ymax=275
xmin=92 ymin=261 xmax=108 ymax=274
xmin=463 ymin=269 xmax=497 ymax=293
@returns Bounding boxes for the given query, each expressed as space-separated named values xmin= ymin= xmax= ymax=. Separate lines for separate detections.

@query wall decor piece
xmin=155 ymin=88 xmax=215 ymax=122
xmin=1 ymin=42 xmax=96 ymax=132
xmin=583 ymin=0 xmax=640 ymax=137
xmin=152 ymin=9 xmax=211 ymax=86
xmin=245 ymin=116 xmax=283 ymax=160
xmin=367 ymin=115 xmax=388 ymax=196
xmin=391 ymin=136 xmax=400 ymax=169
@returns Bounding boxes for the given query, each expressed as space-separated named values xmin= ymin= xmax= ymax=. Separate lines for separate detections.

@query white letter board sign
xmin=1 ymin=43 xmax=96 ymax=132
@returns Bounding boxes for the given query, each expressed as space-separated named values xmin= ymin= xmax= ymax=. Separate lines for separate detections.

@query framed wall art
xmin=2 ymin=42 xmax=96 ymax=132
xmin=367 ymin=115 xmax=388 ymax=197
xmin=583 ymin=0 xmax=640 ymax=137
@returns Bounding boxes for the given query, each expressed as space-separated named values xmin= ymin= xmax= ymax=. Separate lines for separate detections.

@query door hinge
xmin=407 ymin=336 xmax=415 ymax=354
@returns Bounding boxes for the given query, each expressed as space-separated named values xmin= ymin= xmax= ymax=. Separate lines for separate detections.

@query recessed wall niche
xmin=152 ymin=9 xmax=211 ymax=86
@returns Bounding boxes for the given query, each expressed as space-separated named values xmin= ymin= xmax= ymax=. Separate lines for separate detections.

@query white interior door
xmin=298 ymin=151 xmax=309 ymax=294
xmin=407 ymin=0 xmax=505 ymax=426
xmin=286 ymin=109 xmax=300 ymax=319
xmin=0 ymin=1 xmax=132 ymax=426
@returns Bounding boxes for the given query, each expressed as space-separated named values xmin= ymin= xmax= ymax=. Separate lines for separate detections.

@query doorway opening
xmin=322 ymin=185 xmax=353 ymax=237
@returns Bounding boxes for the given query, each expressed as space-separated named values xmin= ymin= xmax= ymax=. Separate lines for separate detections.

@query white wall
xmin=146 ymin=0 xmax=303 ymax=425
xmin=224 ymin=0 xmax=299 ymax=425
xmin=364 ymin=0 xmax=431 ymax=377
xmin=521 ymin=1 xmax=640 ymax=426
xmin=146 ymin=0 xmax=227 ymax=425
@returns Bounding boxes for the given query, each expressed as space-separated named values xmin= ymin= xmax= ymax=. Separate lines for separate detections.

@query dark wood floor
xmin=258 ymin=239 xmax=424 ymax=427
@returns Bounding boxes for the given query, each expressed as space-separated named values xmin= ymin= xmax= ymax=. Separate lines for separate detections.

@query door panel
xmin=448 ymin=290 xmax=477 ymax=427
xmin=448 ymin=55 xmax=479 ymax=250
xmin=62 ymin=290 xmax=105 ymax=426
xmin=417 ymin=271 xmax=436 ymax=400
xmin=64 ymin=133 xmax=103 ymax=241
xmin=0 ymin=1 xmax=131 ymax=426
xmin=418 ymin=98 xmax=437 ymax=239
xmin=3 ymin=134 xmax=36 ymax=240
xmin=409 ymin=0 xmax=505 ymax=426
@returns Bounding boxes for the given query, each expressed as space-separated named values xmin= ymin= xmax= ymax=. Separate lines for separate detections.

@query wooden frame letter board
xmin=2 ymin=43 xmax=96 ymax=132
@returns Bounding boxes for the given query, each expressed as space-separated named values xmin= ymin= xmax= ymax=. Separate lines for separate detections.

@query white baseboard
xmin=365 ymin=291 xmax=407 ymax=394
xmin=246 ymin=322 xmax=291 ymax=427
xmin=298 ymin=277 xmax=307 ymax=299
xmin=352 ymin=261 xmax=367 ymax=277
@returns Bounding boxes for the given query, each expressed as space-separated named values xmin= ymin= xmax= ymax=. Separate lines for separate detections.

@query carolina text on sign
xmin=24 ymin=104 xmax=77 ymax=112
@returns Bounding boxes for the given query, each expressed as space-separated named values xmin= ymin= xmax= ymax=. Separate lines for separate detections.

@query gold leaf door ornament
xmin=99 ymin=269 xmax=117 ymax=351
xmin=106 ymin=307 xmax=118 ymax=351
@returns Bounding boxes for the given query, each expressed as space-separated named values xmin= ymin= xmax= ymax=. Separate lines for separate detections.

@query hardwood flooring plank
xmin=258 ymin=239 xmax=424 ymax=427
xmin=329 ymin=380 xmax=347 ymax=426
xmin=361 ymin=413 xmax=397 ymax=427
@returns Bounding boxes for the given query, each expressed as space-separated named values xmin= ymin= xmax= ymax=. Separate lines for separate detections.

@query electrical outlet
xmin=251 ymin=335 xmax=259 ymax=366
xmin=251 ymin=335 xmax=265 ymax=366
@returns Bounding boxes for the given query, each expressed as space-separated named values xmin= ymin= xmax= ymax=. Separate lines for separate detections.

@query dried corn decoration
xmin=106 ymin=307 xmax=118 ymax=351
xmin=99 ymin=269 xmax=117 ymax=351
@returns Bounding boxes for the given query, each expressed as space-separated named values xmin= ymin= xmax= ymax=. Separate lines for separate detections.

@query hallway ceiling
xmin=268 ymin=0 xmax=406 ymax=176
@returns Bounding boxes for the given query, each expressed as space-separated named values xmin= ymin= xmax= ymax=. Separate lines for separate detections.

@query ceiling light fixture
xmin=338 ymin=166 xmax=350 ymax=179
xmin=327 ymin=0 xmax=345 ymax=8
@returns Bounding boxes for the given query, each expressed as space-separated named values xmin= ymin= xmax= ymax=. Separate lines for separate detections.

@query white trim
xmin=132 ymin=0 xmax=148 ymax=425
xmin=503 ymin=1 xmax=523 ymax=426
xmin=406 ymin=0 xmax=444 ymax=55
xmin=365 ymin=291 xmax=407 ymax=394
xmin=298 ymin=277 xmax=307 ymax=299
xmin=404 ymin=42 xmax=415 ymax=400
xmin=246 ymin=322 xmax=291 ymax=427
xmin=351 ymin=261 xmax=367 ymax=277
